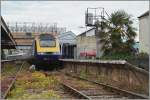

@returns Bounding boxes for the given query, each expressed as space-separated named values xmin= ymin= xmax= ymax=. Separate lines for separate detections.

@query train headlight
xmin=38 ymin=52 xmax=45 ymax=55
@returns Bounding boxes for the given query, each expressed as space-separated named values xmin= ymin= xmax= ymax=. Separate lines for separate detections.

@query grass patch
xmin=79 ymin=70 xmax=87 ymax=79
xmin=1 ymin=62 xmax=30 ymax=78
xmin=8 ymin=71 xmax=60 ymax=99
xmin=1 ymin=63 xmax=19 ymax=77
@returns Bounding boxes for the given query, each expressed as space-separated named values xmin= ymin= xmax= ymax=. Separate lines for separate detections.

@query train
xmin=28 ymin=34 xmax=62 ymax=70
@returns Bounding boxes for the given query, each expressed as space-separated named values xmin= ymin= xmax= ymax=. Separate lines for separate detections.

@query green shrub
xmin=135 ymin=52 xmax=149 ymax=59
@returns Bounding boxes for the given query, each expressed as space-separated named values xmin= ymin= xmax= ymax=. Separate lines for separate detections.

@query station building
xmin=58 ymin=31 xmax=77 ymax=59
xmin=76 ymin=28 xmax=103 ymax=59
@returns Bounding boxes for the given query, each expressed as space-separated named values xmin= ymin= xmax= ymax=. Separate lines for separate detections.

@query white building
xmin=138 ymin=11 xmax=149 ymax=54
xmin=58 ymin=31 xmax=77 ymax=58
xmin=76 ymin=28 xmax=103 ymax=59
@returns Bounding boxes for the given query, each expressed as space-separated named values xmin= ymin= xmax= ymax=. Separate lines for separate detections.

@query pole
xmin=95 ymin=25 xmax=99 ymax=58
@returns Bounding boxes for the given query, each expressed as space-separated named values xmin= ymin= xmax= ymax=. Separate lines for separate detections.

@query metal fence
xmin=7 ymin=22 xmax=66 ymax=34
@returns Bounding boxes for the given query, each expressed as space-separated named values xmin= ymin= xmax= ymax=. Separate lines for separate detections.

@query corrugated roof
xmin=58 ymin=31 xmax=76 ymax=44
xmin=138 ymin=10 xmax=149 ymax=18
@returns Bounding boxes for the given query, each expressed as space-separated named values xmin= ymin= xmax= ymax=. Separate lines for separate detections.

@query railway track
xmin=60 ymin=82 xmax=91 ymax=99
xmin=2 ymin=64 xmax=148 ymax=99
xmin=1 ymin=61 xmax=26 ymax=99
xmin=39 ymin=71 xmax=87 ymax=99
xmin=58 ymin=72 xmax=149 ymax=99
xmin=6 ymin=70 xmax=83 ymax=99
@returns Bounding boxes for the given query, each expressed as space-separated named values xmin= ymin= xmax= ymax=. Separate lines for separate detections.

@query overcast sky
xmin=1 ymin=1 xmax=149 ymax=41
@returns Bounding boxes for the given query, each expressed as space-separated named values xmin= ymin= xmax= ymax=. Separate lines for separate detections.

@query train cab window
xmin=40 ymin=40 xmax=56 ymax=47
xmin=39 ymin=34 xmax=56 ymax=47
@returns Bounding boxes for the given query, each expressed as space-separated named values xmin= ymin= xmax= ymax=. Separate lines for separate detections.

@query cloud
xmin=1 ymin=1 xmax=149 ymax=40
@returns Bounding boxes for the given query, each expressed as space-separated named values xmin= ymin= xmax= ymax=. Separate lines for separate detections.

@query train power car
xmin=28 ymin=34 xmax=61 ymax=70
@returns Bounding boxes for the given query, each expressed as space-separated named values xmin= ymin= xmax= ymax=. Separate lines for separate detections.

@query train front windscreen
xmin=39 ymin=34 xmax=56 ymax=47
xmin=40 ymin=40 xmax=56 ymax=47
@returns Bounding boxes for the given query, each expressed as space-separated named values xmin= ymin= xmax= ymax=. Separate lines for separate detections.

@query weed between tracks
xmin=1 ymin=62 xmax=30 ymax=98
xmin=7 ymin=71 xmax=60 ymax=99
xmin=79 ymin=70 xmax=87 ymax=79
xmin=1 ymin=63 xmax=20 ymax=79
xmin=64 ymin=76 xmax=96 ymax=89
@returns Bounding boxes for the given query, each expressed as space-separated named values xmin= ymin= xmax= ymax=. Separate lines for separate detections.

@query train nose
xmin=38 ymin=55 xmax=60 ymax=61
xmin=43 ymin=58 xmax=49 ymax=61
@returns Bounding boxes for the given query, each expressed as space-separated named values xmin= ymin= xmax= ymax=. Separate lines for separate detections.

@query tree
xmin=97 ymin=10 xmax=137 ymax=55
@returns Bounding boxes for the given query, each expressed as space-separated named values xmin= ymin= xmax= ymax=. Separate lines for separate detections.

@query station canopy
xmin=1 ymin=17 xmax=16 ymax=49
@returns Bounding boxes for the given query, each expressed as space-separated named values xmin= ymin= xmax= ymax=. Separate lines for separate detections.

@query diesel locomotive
xmin=28 ymin=34 xmax=61 ymax=69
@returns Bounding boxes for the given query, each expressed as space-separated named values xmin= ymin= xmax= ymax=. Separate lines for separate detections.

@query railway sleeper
xmin=89 ymin=95 xmax=127 ymax=99
xmin=61 ymin=82 xmax=91 ymax=99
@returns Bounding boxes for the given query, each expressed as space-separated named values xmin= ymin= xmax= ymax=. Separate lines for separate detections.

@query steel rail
xmin=41 ymin=71 xmax=91 ymax=99
xmin=60 ymin=82 xmax=91 ymax=99
xmin=2 ymin=61 xmax=25 ymax=99
xmin=64 ymin=73 xmax=149 ymax=99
